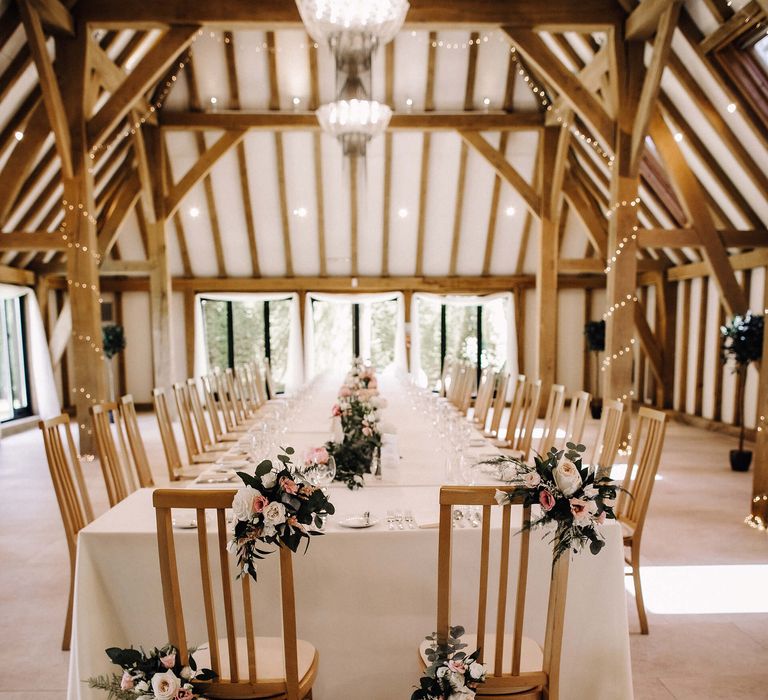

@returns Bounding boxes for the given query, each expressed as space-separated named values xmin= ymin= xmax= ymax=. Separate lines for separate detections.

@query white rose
xmin=261 ymin=471 xmax=277 ymax=489
xmin=494 ymin=489 xmax=509 ymax=505
xmin=135 ymin=680 xmax=149 ymax=692
xmin=523 ymin=471 xmax=541 ymax=488
xmin=180 ymin=666 xmax=193 ymax=680
xmin=151 ymin=670 xmax=180 ymax=700
xmin=232 ymin=486 xmax=258 ymax=521
xmin=468 ymin=661 xmax=486 ymax=680
xmin=553 ymin=459 xmax=582 ymax=496
xmin=582 ymin=484 xmax=598 ymax=499
xmin=263 ymin=501 xmax=286 ymax=526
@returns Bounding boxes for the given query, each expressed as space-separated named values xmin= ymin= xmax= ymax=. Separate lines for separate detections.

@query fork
xmin=404 ymin=510 xmax=416 ymax=529
xmin=386 ymin=511 xmax=396 ymax=530
xmin=394 ymin=511 xmax=405 ymax=530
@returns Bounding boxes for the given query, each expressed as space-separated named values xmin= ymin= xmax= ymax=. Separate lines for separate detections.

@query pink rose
xmin=176 ymin=689 xmax=194 ymax=700
xmin=362 ymin=426 xmax=372 ymax=437
xmin=569 ymin=497 xmax=598 ymax=526
xmin=539 ymin=489 xmax=555 ymax=511
xmin=120 ymin=671 xmax=134 ymax=690
xmin=368 ymin=378 xmax=378 ymax=388
xmin=251 ymin=494 xmax=269 ymax=513
xmin=280 ymin=477 xmax=299 ymax=494
xmin=307 ymin=446 xmax=329 ymax=465
xmin=160 ymin=652 xmax=176 ymax=669
xmin=447 ymin=659 xmax=466 ymax=673
xmin=339 ymin=386 xmax=352 ymax=397
xmin=331 ymin=403 xmax=341 ymax=417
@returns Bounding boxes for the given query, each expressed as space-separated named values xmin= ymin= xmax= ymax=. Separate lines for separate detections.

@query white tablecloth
xmin=67 ymin=378 xmax=633 ymax=699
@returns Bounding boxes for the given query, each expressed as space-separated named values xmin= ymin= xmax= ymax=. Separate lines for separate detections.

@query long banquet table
xmin=67 ymin=376 xmax=634 ymax=699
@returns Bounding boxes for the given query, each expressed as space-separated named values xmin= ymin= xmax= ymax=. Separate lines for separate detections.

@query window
xmin=201 ymin=298 xmax=292 ymax=392
xmin=0 ymin=297 xmax=31 ymax=422
xmin=310 ymin=296 xmax=400 ymax=376
xmin=416 ymin=296 xmax=509 ymax=390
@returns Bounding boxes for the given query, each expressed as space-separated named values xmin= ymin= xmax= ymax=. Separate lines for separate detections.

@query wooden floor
xmin=0 ymin=414 xmax=766 ymax=699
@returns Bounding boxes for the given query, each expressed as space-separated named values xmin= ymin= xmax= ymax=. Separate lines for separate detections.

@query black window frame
xmin=438 ymin=303 xmax=484 ymax=387
xmin=1 ymin=297 xmax=32 ymax=422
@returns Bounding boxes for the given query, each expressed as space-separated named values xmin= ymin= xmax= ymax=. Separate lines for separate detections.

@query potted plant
xmin=102 ymin=324 xmax=126 ymax=402
xmin=721 ymin=312 xmax=763 ymax=472
xmin=584 ymin=320 xmax=605 ymax=419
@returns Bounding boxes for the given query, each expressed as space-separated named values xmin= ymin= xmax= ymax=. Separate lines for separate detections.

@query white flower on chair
xmin=553 ymin=459 xmax=582 ymax=496
xmin=150 ymin=669 xmax=180 ymax=700
xmin=263 ymin=501 xmax=287 ymax=526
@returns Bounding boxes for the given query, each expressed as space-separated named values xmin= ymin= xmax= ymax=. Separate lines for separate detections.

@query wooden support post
xmin=536 ymin=125 xmax=568 ymax=407
xmin=58 ymin=27 xmax=106 ymax=452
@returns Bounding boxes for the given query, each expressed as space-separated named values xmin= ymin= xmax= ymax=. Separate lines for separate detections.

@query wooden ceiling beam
xmin=625 ymin=0 xmax=678 ymax=40
xmin=460 ymin=130 xmax=540 ymax=217
xmin=18 ymin=0 xmax=73 ymax=178
xmin=559 ymin=257 xmax=664 ymax=273
xmin=87 ymin=25 xmax=199 ymax=150
xmin=28 ymin=0 xmax=73 ymax=34
xmin=74 ymin=0 xmax=624 ymax=29
xmin=504 ymin=27 xmax=614 ymax=146
xmin=638 ymin=228 xmax=768 ymax=248
xmin=0 ymin=263 xmax=35 ymax=285
xmin=158 ymin=110 xmax=545 ymax=131
xmin=0 ymin=232 xmax=68 ymax=250
xmin=699 ymin=0 xmax=763 ymax=53
xmin=163 ymin=129 xmax=245 ymax=219
xmin=380 ymin=42 xmax=394 ymax=277
xmin=562 ymin=172 xmax=608 ymax=257
xmin=669 ymin=248 xmax=768 ymax=281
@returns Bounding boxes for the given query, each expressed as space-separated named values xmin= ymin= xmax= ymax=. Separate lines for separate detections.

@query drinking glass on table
xmin=300 ymin=456 xmax=336 ymax=528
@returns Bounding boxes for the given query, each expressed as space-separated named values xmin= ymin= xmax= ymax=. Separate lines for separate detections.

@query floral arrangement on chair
xmin=229 ymin=448 xmax=335 ymax=581
xmin=87 ymin=643 xmax=215 ymax=699
xmin=326 ymin=359 xmax=384 ymax=489
xmin=481 ymin=443 xmax=624 ymax=562
xmin=412 ymin=626 xmax=487 ymax=700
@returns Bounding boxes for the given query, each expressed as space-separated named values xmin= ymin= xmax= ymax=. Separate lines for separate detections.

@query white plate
xmin=338 ymin=516 xmax=379 ymax=529
xmin=172 ymin=514 xmax=211 ymax=530
xmin=469 ymin=438 xmax=486 ymax=447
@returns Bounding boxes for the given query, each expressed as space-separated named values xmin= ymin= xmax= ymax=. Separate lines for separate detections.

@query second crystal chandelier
xmin=296 ymin=0 xmax=410 ymax=157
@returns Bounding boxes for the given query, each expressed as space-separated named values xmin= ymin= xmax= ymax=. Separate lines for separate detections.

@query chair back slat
xmin=152 ymin=388 xmax=184 ymax=481
xmin=494 ymin=505 xmax=512 ymax=675
xmin=563 ymin=391 xmax=591 ymax=446
xmin=505 ymin=378 xmax=541 ymax=454
xmin=153 ymin=489 xmax=304 ymax=699
xmin=436 ymin=486 xmax=568 ymax=696
xmin=236 ymin=365 xmax=258 ymax=414
xmin=214 ymin=371 xmax=239 ymax=433
xmin=201 ymin=375 xmax=227 ymax=442
xmin=487 ymin=372 xmax=511 ymax=437
xmin=618 ymin=407 xmax=667 ymax=534
xmin=502 ymin=375 xmax=527 ymax=444
xmin=195 ymin=509 xmax=220 ymax=673
xmin=225 ymin=368 xmax=247 ymax=423
xmin=538 ymin=384 xmax=565 ymax=455
xmin=172 ymin=382 xmax=201 ymax=462
xmin=187 ymin=378 xmax=214 ymax=449
xmin=90 ymin=402 xmax=134 ymax=506
xmin=250 ymin=360 xmax=269 ymax=405
xmin=474 ymin=370 xmax=497 ymax=428
xmin=39 ymin=415 xmax=93 ymax=556
xmin=446 ymin=361 xmax=461 ymax=402
xmin=591 ymin=399 xmax=624 ymax=475
xmin=119 ymin=394 xmax=154 ymax=488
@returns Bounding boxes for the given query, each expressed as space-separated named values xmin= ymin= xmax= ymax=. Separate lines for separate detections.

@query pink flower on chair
xmin=251 ymin=494 xmax=269 ymax=514
xmin=120 ymin=671 xmax=134 ymax=690
xmin=331 ymin=403 xmax=342 ymax=417
xmin=280 ymin=477 xmax=299 ymax=495
xmin=539 ymin=489 xmax=556 ymax=511
xmin=176 ymin=689 xmax=194 ymax=700
xmin=159 ymin=652 xmax=176 ymax=669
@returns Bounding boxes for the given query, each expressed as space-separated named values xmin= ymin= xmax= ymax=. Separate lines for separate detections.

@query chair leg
xmin=62 ymin=571 xmax=74 ymax=651
xmin=630 ymin=542 xmax=649 ymax=635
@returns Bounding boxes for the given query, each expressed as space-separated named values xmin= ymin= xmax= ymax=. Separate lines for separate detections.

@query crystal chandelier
xmin=296 ymin=0 xmax=408 ymax=157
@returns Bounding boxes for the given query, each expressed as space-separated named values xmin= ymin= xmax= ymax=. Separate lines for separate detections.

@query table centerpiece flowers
xmin=87 ymin=643 xmax=215 ymax=699
xmin=229 ymin=447 xmax=335 ymax=581
xmin=480 ymin=443 xmax=625 ymax=562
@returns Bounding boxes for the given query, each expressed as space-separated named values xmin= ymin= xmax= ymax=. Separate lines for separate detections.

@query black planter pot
xmin=590 ymin=399 xmax=603 ymax=420
xmin=730 ymin=449 xmax=752 ymax=472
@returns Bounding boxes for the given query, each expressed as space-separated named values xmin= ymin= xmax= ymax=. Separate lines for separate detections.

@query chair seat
xmin=195 ymin=636 xmax=317 ymax=693
xmin=419 ymin=633 xmax=543 ymax=695
xmin=619 ymin=518 xmax=635 ymax=543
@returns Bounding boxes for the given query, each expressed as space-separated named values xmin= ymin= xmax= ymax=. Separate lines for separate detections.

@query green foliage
xmin=102 ymin=324 xmax=126 ymax=359
xmin=721 ymin=312 xmax=763 ymax=370
xmin=584 ymin=320 xmax=606 ymax=352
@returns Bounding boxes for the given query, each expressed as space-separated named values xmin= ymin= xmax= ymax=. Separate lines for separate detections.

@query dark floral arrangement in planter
xmin=584 ymin=320 xmax=605 ymax=419
xmin=102 ymin=324 xmax=127 ymax=359
xmin=721 ymin=312 xmax=764 ymax=472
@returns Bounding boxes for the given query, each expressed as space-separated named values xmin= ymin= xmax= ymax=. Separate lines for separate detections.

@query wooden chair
xmin=249 ymin=360 xmax=269 ymax=406
xmin=202 ymin=375 xmax=247 ymax=442
xmin=458 ymin=364 xmax=477 ymax=415
xmin=186 ymin=377 xmax=231 ymax=453
xmin=237 ymin=364 xmax=261 ymax=413
xmin=214 ymin=371 xmax=252 ymax=435
xmin=39 ymin=415 xmax=95 ymax=650
xmin=590 ymin=399 xmax=624 ymax=477
xmin=618 ymin=407 xmax=667 ymax=635
xmin=445 ymin=360 xmax=461 ymax=402
xmin=152 ymin=388 xmax=202 ymax=481
xmin=153 ymin=489 xmax=318 ymax=699
xmin=499 ymin=378 xmax=541 ymax=458
xmin=90 ymin=402 xmax=146 ymax=506
xmin=562 ymin=391 xmax=591 ymax=447
xmin=420 ymin=485 xmax=569 ymax=699
xmin=536 ymin=384 xmax=565 ymax=456
xmin=485 ymin=372 xmax=511 ymax=439
xmin=172 ymin=382 xmax=224 ymax=464
xmin=119 ymin=394 xmax=156 ymax=487
xmin=472 ymin=369 xmax=497 ymax=430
